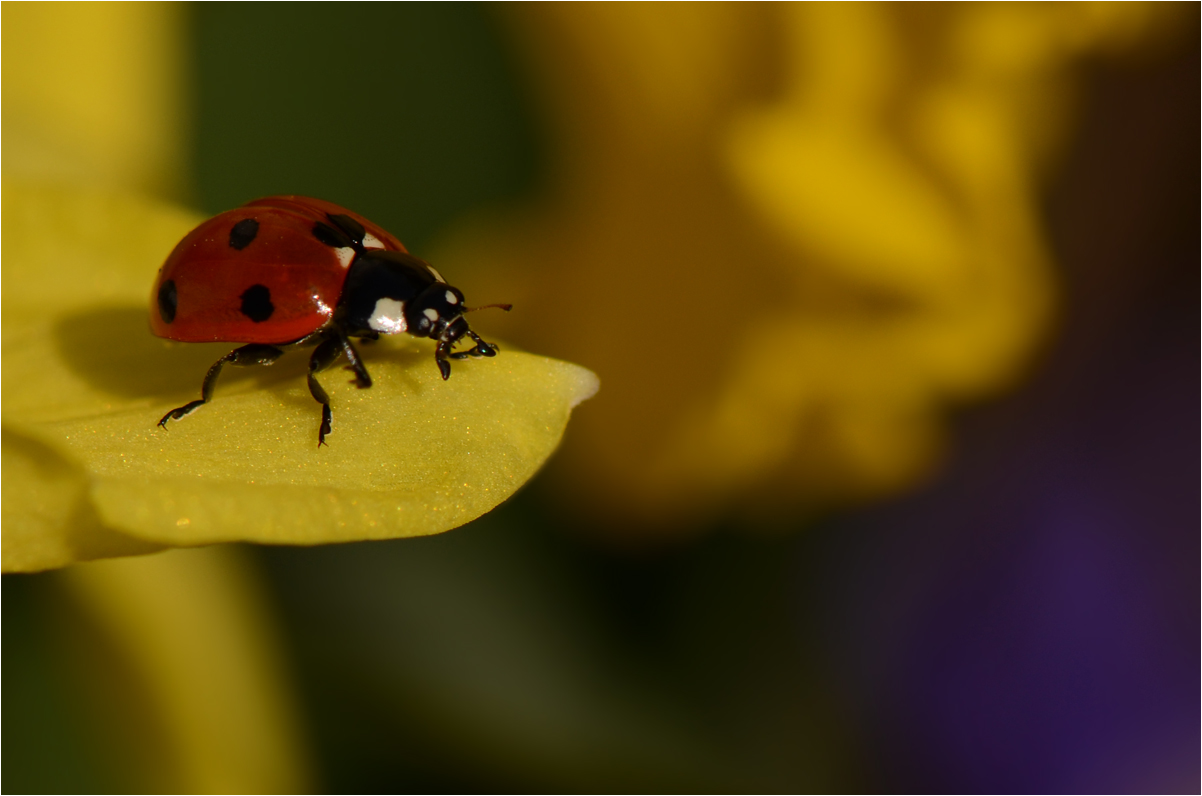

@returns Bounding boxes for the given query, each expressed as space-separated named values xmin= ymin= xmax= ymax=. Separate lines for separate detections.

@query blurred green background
xmin=191 ymin=4 xmax=540 ymax=252
xmin=4 ymin=3 xmax=1198 ymax=792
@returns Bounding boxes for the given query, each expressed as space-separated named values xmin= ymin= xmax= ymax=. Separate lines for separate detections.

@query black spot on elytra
xmin=229 ymin=218 xmax=259 ymax=250
xmin=240 ymin=284 xmax=274 ymax=322
xmin=328 ymin=213 xmax=366 ymax=245
xmin=313 ymin=222 xmax=351 ymax=249
xmin=157 ymin=279 xmax=177 ymax=323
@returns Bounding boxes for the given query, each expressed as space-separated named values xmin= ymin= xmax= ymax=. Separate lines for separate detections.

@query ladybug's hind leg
xmin=307 ymin=337 xmax=344 ymax=446
xmin=158 ymin=344 xmax=284 ymax=429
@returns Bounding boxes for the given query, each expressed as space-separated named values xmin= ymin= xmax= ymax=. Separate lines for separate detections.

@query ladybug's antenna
xmin=465 ymin=303 xmax=513 ymax=313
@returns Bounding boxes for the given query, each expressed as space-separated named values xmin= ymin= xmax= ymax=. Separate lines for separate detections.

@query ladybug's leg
xmin=307 ymin=337 xmax=344 ymax=446
xmin=447 ymin=330 xmax=500 ymax=360
xmin=339 ymin=337 xmax=373 ymax=389
xmin=434 ymin=339 xmax=454 ymax=380
xmin=434 ymin=336 xmax=490 ymax=380
xmin=158 ymin=344 xmax=283 ymax=428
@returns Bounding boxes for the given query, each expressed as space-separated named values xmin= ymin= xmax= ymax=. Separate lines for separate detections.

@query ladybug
xmin=151 ymin=195 xmax=510 ymax=445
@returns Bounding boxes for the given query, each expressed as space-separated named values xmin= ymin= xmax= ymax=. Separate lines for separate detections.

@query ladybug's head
xmin=404 ymin=283 xmax=467 ymax=340
xmin=407 ymin=284 xmax=509 ymax=381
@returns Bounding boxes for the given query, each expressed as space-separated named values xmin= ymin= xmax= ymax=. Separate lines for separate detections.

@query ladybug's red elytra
xmin=151 ymin=195 xmax=510 ymax=445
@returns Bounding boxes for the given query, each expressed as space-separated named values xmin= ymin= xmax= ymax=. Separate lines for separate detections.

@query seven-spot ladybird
xmin=151 ymin=195 xmax=510 ymax=445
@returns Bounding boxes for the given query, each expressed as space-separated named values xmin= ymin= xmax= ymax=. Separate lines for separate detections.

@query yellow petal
xmin=2 ymin=179 xmax=598 ymax=572
xmin=1 ymin=428 xmax=164 ymax=571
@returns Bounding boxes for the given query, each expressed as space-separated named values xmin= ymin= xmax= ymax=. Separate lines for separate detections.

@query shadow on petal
xmin=53 ymin=306 xmax=302 ymax=400
xmin=54 ymin=305 xmax=445 ymax=405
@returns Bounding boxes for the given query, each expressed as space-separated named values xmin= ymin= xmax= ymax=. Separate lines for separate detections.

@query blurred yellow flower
xmin=437 ymin=2 xmax=1175 ymax=537
xmin=2 ymin=1 xmax=188 ymax=199
xmin=54 ymin=546 xmax=313 ymax=793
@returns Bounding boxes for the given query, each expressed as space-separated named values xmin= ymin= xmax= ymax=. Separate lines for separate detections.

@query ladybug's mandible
xmin=151 ymin=195 xmax=510 ymax=445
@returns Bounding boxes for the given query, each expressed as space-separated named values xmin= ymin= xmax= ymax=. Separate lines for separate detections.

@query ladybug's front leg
xmin=447 ymin=330 xmax=500 ymax=361
xmin=158 ymin=344 xmax=283 ymax=429
xmin=440 ymin=331 xmax=500 ymax=379
xmin=307 ymin=337 xmax=344 ymax=446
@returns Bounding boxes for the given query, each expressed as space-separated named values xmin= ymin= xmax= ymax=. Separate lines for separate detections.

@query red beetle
xmin=151 ymin=196 xmax=509 ymax=445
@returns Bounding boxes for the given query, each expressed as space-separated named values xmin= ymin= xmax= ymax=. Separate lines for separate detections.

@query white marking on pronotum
xmin=427 ymin=265 xmax=446 ymax=283
xmin=335 ymin=247 xmax=355 ymax=268
xmin=368 ymin=298 xmax=407 ymax=333
xmin=445 ymin=290 xmax=458 ymax=305
xmin=362 ymin=232 xmax=384 ymax=250
xmin=423 ymin=307 xmax=439 ymax=322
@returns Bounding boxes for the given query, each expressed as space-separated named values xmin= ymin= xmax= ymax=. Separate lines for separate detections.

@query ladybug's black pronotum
xmin=150 ymin=195 xmax=510 ymax=445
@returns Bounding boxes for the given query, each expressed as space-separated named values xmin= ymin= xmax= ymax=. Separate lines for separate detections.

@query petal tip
xmin=566 ymin=365 xmax=600 ymax=409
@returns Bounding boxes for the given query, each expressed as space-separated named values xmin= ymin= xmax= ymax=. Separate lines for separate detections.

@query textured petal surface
xmin=2 ymin=179 xmax=598 ymax=572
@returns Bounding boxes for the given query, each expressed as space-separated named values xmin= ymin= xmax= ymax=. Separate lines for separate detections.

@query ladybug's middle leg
xmin=339 ymin=337 xmax=372 ymax=389
xmin=307 ymin=337 xmax=344 ymax=446
xmin=158 ymin=344 xmax=283 ymax=428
